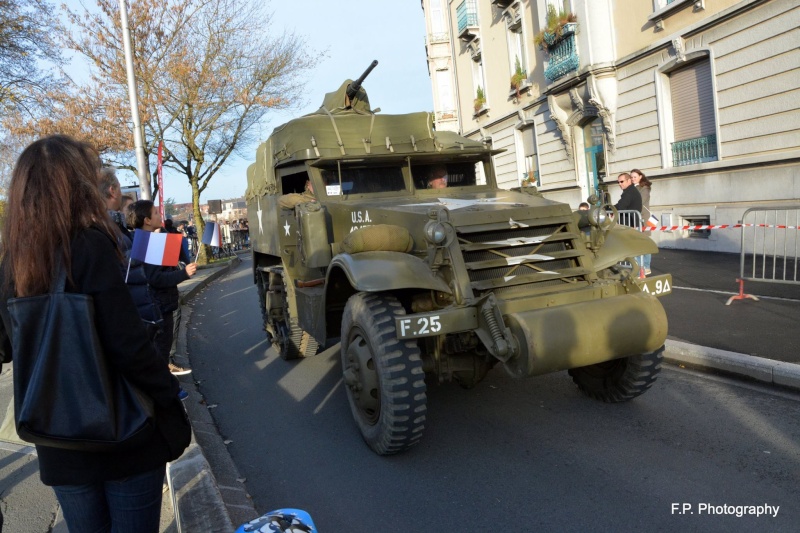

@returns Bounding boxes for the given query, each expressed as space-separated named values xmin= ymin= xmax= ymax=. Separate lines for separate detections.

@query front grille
xmin=458 ymin=219 xmax=588 ymax=298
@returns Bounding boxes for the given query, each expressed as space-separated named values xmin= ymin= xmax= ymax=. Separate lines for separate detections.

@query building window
xmin=507 ymin=30 xmax=527 ymax=80
xmin=546 ymin=0 xmax=571 ymax=13
xmin=520 ymin=127 xmax=538 ymax=186
xmin=472 ymin=61 xmax=487 ymax=112
xmin=429 ymin=0 xmax=447 ymax=42
xmin=683 ymin=215 xmax=711 ymax=239
xmin=435 ymin=69 xmax=455 ymax=117
xmin=669 ymin=59 xmax=717 ymax=166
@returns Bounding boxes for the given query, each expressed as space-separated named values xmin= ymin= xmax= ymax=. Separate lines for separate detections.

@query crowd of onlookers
xmin=0 ymin=135 xmax=192 ymax=532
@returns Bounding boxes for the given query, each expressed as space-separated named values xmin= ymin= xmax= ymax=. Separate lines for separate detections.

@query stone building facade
xmin=420 ymin=0 xmax=799 ymax=252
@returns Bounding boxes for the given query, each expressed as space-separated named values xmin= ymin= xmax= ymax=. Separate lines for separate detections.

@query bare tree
xmin=9 ymin=0 xmax=314 ymax=262
xmin=0 ymin=0 xmax=62 ymax=116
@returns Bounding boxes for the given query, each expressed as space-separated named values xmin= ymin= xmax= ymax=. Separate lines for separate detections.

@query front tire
xmin=341 ymin=293 xmax=427 ymax=455
xmin=568 ymin=346 xmax=664 ymax=403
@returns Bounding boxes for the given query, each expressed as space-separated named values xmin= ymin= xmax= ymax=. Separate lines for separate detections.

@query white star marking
xmin=400 ymin=197 xmax=519 ymax=210
xmin=283 ymin=220 xmax=291 ymax=236
xmin=257 ymin=197 xmax=264 ymax=235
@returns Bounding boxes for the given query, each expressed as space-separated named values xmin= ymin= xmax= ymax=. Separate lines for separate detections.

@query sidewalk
xmin=652 ymin=248 xmax=800 ymax=389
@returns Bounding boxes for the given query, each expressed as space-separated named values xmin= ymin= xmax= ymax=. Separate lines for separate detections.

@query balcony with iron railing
xmin=671 ymin=134 xmax=718 ymax=166
xmin=543 ymin=23 xmax=579 ymax=82
xmin=426 ymin=32 xmax=449 ymax=45
xmin=456 ymin=0 xmax=479 ymax=40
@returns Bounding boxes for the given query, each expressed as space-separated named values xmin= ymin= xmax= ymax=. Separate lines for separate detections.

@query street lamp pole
xmin=118 ymin=0 xmax=152 ymax=200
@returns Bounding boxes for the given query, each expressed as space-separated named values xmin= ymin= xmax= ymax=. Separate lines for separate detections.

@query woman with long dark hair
xmin=0 ymin=135 xmax=190 ymax=532
xmin=631 ymin=168 xmax=653 ymax=275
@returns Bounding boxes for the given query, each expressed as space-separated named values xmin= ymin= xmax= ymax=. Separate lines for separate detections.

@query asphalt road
xmin=187 ymin=257 xmax=800 ymax=533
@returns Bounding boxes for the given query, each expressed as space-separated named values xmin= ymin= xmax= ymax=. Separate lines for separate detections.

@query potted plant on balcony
xmin=473 ymin=86 xmax=486 ymax=113
xmin=510 ymin=57 xmax=527 ymax=98
xmin=534 ymin=5 xmax=577 ymax=53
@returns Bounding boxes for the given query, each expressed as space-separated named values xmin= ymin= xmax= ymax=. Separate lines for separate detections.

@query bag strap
xmin=52 ymin=257 xmax=68 ymax=295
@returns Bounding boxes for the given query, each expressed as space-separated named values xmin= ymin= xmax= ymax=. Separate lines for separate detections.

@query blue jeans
xmin=52 ymin=466 xmax=165 ymax=533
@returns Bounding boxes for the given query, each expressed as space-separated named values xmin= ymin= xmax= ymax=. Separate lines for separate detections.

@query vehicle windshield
xmin=412 ymin=161 xmax=484 ymax=190
xmin=321 ymin=164 xmax=406 ymax=195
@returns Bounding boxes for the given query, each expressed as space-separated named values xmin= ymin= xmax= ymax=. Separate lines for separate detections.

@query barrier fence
xmin=616 ymin=210 xmax=646 ymax=277
xmin=725 ymin=206 xmax=800 ymax=305
xmin=615 ymin=207 xmax=800 ymax=296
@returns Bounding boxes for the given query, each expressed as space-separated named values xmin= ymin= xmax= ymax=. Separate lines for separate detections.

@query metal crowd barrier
xmin=728 ymin=205 xmax=800 ymax=304
xmin=616 ymin=209 xmax=642 ymax=230
xmin=615 ymin=209 xmax=646 ymax=276
xmin=740 ymin=205 xmax=800 ymax=285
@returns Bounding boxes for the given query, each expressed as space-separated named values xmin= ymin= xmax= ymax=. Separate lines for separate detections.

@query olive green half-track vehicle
xmin=245 ymin=62 xmax=671 ymax=455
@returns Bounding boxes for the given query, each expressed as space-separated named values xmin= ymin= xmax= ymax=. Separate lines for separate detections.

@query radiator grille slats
xmin=458 ymin=221 xmax=586 ymax=297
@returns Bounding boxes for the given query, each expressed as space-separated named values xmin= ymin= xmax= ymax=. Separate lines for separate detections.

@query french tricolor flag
xmin=130 ymin=229 xmax=183 ymax=267
xmin=201 ymin=221 xmax=222 ymax=247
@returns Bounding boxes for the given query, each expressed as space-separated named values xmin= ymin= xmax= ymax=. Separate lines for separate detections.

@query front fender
xmin=328 ymin=251 xmax=451 ymax=293
xmin=592 ymin=227 xmax=659 ymax=271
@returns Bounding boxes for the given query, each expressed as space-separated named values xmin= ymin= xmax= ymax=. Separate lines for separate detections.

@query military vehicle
xmin=245 ymin=61 xmax=671 ymax=455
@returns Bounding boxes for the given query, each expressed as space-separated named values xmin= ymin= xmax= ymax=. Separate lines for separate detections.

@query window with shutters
xmin=669 ymin=59 xmax=718 ymax=166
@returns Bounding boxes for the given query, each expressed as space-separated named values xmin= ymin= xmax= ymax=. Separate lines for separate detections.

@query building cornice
xmin=616 ymin=0 xmax=768 ymax=69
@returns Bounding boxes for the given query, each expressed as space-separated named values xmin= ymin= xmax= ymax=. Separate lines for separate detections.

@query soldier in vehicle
xmin=426 ymin=164 xmax=448 ymax=189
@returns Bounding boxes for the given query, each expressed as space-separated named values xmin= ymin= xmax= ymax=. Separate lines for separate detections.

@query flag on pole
xmin=202 ymin=221 xmax=222 ymax=247
xmin=130 ymin=229 xmax=182 ymax=266
xmin=157 ymin=141 xmax=165 ymax=223
xmin=646 ymin=214 xmax=659 ymax=228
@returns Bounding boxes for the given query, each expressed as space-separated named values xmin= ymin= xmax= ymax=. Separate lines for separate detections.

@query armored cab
xmin=245 ymin=62 xmax=671 ymax=455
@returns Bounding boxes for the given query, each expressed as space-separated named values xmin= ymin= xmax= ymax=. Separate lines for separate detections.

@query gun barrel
xmin=346 ymin=60 xmax=378 ymax=99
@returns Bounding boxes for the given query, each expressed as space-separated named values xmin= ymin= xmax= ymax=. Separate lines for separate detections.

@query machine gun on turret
xmin=345 ymin=60 xmax=378 ymax=107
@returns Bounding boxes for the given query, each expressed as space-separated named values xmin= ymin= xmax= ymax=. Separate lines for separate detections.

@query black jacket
xmin=144 ymin=263 xmax=190 ymax=314
xmin=615 ymin=185 xmax=643 ymax=213
xmin=0 ymin=227 xmax=190 ymax=486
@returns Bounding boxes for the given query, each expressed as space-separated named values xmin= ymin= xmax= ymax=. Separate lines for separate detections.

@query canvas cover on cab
xmin=245 ymin=80 xmax=488 ymax=200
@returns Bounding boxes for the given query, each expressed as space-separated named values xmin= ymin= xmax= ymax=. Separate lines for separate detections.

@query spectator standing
xmin=0 ymin=135 xmax=190 ymax=532
xmin=129 ymin=200 xmax=197 ymax=376
xmin=163 ymin=217 xmax=191 ymax=369
xmin=100 ymin=167 xmax=133 ymax=243
xmin=631 ymin=169 xmax=654 ymax=275
xmin=613 ymin=172 xmax=642 ymax=227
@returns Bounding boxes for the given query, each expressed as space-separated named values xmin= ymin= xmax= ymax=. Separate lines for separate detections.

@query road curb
xmin=167 ymin=254 xmax=258 ymax=532
xmin=664 ymin=339 xmax=800 ymax=392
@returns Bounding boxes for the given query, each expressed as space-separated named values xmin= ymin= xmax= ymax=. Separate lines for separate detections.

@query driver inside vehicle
xmin=426 ymin=164 xmax=448 ymax=189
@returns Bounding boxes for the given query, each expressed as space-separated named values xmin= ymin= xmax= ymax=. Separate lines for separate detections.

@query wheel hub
xmin=344 ymin=333 xmax=379 ymax=424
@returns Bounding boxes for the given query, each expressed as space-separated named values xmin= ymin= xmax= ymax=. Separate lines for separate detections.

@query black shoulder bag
xmin=10 ymin=267 xmax=155 ymax=452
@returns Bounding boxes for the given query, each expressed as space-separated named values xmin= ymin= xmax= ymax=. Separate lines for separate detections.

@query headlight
xmin=589 ymin=205 xmax=616 ymax=229
xmin=424 ymin=221 xmax=447 ymax=244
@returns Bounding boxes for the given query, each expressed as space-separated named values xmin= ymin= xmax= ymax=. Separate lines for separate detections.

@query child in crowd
xmin=128 ymin=200 xmax=197 ymax=384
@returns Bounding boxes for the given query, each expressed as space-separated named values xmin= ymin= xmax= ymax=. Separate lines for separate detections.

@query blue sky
xmin=63 ymin=1 xmax=434 ymax=204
